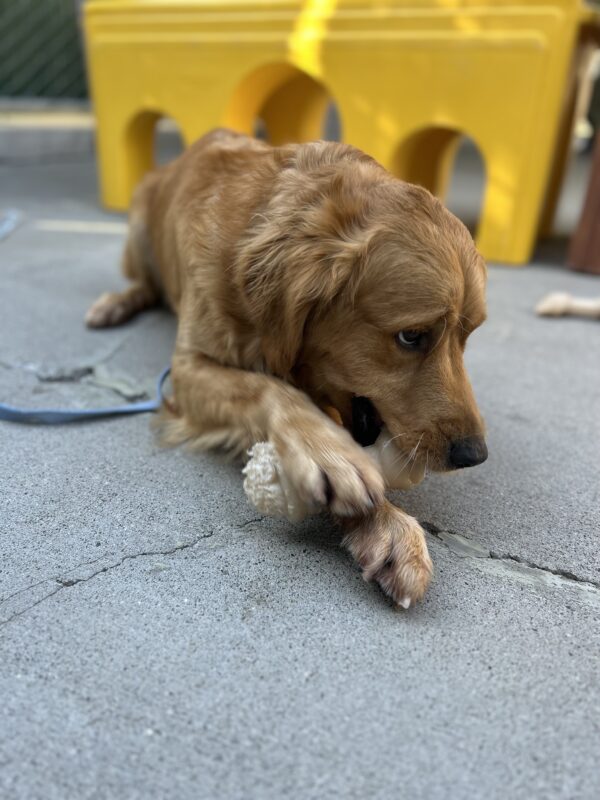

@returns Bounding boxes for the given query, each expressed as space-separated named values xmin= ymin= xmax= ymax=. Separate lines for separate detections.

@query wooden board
xmin=568 ymin=134 xmax=600 ymax=274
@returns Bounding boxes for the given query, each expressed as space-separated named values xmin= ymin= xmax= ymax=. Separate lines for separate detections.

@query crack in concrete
xmin=0 ymin=554 xmax=106 ymax=605
xmin=238 ymin=517 xmax=263 ymax=528
xmin=0 ymin=357 xmax=150 ymax=402
xmin=0 ymin=585 xmax=66 ymax=630
xmin=0 ymin=317 xmax=171 ymax=403
xmin=0 ymin=317 xmax=156 ymax=381
xmin=36 ymin=366 xmax=94 ymax=382
xmin=37 ymin=363 xmax=149 ymax=401
xmin=0 ymin=533 xmax=214 ymax=628
xmin=422 ymin=522 xmax=600 ymax=599
xmin=85 ymin=366 xmax=149 ymax=401
xmin=5 ymin=507 xmax=596 ymax=627
xmin=0 ymin=332 xmax=132 ymax=379
xmin=488 ymin=550 xmax=600 ymax=590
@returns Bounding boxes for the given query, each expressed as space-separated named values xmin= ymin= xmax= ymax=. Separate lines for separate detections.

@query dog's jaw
xmin=350 ymin=397 xmax=428 ymax=490
xmin=350 ymin=396 xmax=382 ymax=446
xmin=369 ymin=433 xmax=427 ymax=490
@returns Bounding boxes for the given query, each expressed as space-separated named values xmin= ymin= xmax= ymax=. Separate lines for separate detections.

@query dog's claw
xmin=398 ymin=596 xmax=411 ymax=610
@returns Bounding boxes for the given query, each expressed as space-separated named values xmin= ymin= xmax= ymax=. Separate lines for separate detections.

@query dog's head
xmin=241 ymin=145 xmax=488 ymax=475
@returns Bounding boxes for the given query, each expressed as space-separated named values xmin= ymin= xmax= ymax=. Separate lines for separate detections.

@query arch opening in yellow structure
xmin=154 ymin=117 xmax=186 ymax=166
xmin=224 ymin=62 xmax=340 ymax=146
xmin=121 ymin=109 xmax=182 ymax=191
xmin=444 ymin=137 xmax=487 ymax=238
xmin=393 ymin=125 xmax=487 ymax=237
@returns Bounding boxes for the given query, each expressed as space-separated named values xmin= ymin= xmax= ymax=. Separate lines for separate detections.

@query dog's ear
xmin=239 ymin=177 xmax=373 ymax=376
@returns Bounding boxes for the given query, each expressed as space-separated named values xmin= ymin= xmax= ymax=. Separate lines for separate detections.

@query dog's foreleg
xmin=162 ymin=351 xmax=433 ymax=607
xmin=161 ymin=351 xmax=385 ymax=519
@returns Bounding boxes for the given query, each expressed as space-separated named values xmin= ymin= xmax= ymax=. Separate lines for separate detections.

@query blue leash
xmin=0 ymin=366 xmax=171 ymax=425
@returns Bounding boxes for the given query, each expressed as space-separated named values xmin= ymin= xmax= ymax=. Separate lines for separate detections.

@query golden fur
xmin=87 ymin=128 xmax=488 ymax=608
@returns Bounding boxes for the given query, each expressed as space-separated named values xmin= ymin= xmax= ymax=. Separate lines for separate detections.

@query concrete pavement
xmin=1 ymin=156 xmax=600 ymax=800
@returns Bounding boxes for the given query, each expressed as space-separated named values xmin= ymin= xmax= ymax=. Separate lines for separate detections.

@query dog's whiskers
xmin=391 ymin=433 xmax=423 ymax=473
xmin=410 ymin=434 xmax=423 ymax=467
xmin=382 ymin=430 xmax=408 ymax=452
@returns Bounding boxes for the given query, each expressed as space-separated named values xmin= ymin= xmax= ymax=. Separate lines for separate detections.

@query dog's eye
xmin=396 ymin=330 xmax=426 ymax=350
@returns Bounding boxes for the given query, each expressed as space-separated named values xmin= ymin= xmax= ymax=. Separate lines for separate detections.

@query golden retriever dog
xmin=86 ymin=128 xmax=488 ymax=608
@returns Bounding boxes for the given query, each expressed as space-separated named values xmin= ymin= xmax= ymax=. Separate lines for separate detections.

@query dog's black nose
xmin=448 ymin=436 xmax=488 ymax=469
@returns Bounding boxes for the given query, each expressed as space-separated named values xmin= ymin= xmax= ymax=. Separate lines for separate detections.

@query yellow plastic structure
xmin=84 ymin=1 xmax=600 ymax=264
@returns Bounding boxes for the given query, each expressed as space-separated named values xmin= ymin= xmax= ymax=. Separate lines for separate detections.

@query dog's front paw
xmin=271 ymin=415 xmax=385 ymax=518
xmin=342 ymin=503 xmax=432 ymax=608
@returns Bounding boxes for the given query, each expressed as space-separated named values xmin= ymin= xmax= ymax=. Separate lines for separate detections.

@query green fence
xmin=0 ymin=0 xmax=88 ymax=99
